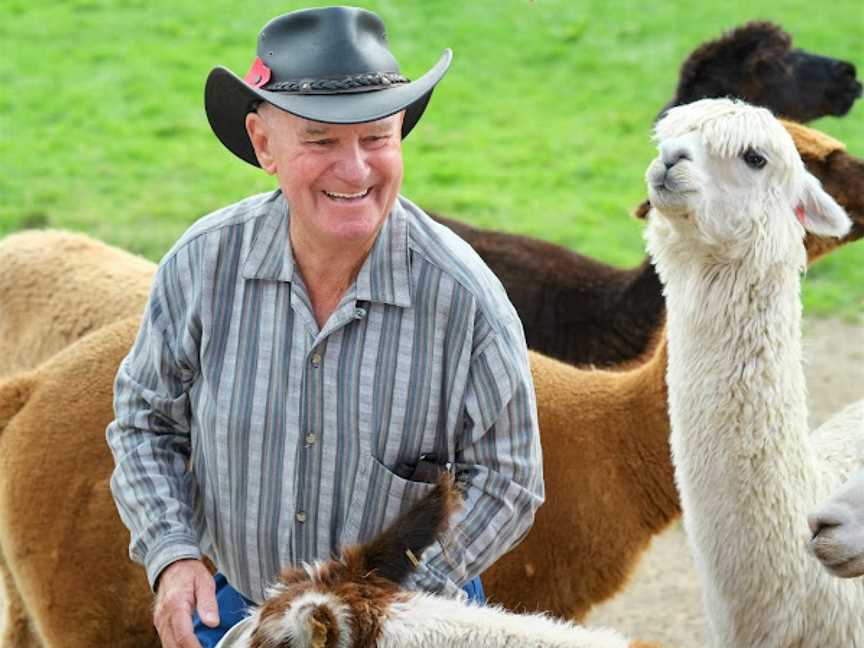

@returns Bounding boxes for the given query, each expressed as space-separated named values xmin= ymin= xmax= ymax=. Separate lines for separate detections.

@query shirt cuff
xmin=145 ymin=533 xmax=202 ymax=592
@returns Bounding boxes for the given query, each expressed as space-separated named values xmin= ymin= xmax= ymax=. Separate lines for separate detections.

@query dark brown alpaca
xmin=432 ymin=21 xmax=861 ymax=368
xmin=658 ymin=22 xmax=861 ymax=122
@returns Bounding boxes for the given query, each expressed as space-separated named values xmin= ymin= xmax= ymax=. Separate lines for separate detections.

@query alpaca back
xmin=0 ymin=229 xmax=156 ymax=376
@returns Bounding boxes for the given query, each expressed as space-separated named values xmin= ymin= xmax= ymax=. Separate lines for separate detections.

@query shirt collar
xmin=241 ymin=192 xmax=295 ymax=283
xmin=355 ymin=198 xmax=412 ymax=307
xmin=241 ymin=194 xmax=413 ymax=308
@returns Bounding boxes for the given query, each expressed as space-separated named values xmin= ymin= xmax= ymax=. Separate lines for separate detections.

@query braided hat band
xmin=244 ymin=55 xmax=410 ymax=95
xmin=268 ymin=72 xmax=410 ymax=94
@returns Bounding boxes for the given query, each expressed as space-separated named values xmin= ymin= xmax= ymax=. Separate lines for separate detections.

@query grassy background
xmin=1 ymin=0 xmax=862 ymax=318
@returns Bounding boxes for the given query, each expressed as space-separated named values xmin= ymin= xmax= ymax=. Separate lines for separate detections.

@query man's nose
xmin=333 ymin=142 xmax=371 ymax=182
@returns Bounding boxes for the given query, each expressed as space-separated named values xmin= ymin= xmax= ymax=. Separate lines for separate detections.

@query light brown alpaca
xmin=483 ymin=339 xmax=675 ymax=619
xmin=0 ymin=230 xmax=155 ymax=377
xmin=0 ymin=320 xmax=663 ymax=647
xmin=0 ymin=318 xmax=158 ymax=647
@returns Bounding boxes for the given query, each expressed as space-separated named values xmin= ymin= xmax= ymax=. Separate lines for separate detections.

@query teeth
xmin=324 ymin=188 xmax=370 ymax=199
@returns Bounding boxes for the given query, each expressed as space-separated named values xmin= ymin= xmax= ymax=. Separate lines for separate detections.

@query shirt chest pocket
xmin=341 ymin=454 xmax=439 ymax=545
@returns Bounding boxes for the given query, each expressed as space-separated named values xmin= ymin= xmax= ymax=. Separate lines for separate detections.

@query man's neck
xmin=290 ymin=224 xmax=378 ymax=328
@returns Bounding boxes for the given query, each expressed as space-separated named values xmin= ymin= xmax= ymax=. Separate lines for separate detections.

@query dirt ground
xmin=583 ymin=316 xmax=863 ymax=647
xmin=0 ymin=317 xmax=860 ymax=644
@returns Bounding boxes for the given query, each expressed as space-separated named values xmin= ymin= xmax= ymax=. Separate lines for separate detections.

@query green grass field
xmin=1 ymin=0 xmax=862 ymax=318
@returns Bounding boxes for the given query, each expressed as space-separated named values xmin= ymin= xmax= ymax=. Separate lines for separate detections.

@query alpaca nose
xmin=834 ymin=59 xmax=856 ymax=81
xmin=664 ymin=150 xmax=691 ymax=170
xmin=808 ymin=507 xmax=845 ymax=538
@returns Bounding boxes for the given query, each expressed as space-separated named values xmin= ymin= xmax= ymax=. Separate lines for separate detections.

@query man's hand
xmin=154 ymin=559 xmax=220 ymax=648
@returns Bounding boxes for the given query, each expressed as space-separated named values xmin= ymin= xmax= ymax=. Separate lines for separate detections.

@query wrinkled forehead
xmin=655 ymin=99 xmax=799 ymax=165
xmin=260 ymin=103 xmax=403 ymax=135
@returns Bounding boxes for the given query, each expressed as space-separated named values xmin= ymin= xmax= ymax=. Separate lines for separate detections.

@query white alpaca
xmin=214 ymin=477 xmax=652 ymax=648
xmin=809 ymin=466 xmax=864 ymax=579
xmin=809 ymin=405 xmax=864 ymax=578
xmin=644 ymin=98 xmax=863 ymax=647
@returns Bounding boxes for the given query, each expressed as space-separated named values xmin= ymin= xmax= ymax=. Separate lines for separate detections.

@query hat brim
xmin=205 ymin=49 xmax=452 ymax=167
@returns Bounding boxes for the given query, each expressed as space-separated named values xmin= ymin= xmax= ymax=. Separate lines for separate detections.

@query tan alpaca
xmin=0 ymin=319 xmax=665 ymax=647
xmin=0 ymin=318 xmax=158 ymax=647
xmin=483 ymin=337 xmax=675 ymax=619
xmin=0 ymin=230 xmax=155 ymax=377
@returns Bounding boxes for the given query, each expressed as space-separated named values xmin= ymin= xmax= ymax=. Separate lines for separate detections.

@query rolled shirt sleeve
xmin=404 ymin=314 xmax=545 ymax=596
xmin=106 ymin=242 xmax=203 ymax=590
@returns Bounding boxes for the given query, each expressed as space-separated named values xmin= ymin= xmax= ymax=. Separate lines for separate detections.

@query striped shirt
xmin=107 ymin=190 xmax=544 ymax=603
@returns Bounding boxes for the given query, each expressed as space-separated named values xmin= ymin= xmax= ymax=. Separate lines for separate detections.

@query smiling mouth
xmin=323 ymin=188 xmax=371 ymax=202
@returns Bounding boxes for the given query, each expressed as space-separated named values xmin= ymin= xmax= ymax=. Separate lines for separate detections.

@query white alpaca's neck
xmin=662 ymin=255 xmax=835 ymax=646
xmin=665 ymin=256 xmax=812 ymax=457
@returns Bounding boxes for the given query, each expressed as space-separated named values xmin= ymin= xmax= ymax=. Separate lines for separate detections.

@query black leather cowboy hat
xmin=205 ymin=6 xmax=452 ymax=167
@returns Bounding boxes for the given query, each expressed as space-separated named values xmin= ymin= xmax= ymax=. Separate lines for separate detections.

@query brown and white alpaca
xmin=216 ymin=475 xmax=655 ymax=648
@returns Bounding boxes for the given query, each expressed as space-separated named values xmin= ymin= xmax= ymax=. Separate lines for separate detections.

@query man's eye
xmin=307 ymin=139 xmax=335 ymax=146
xmin=364 ymin=135 xmax=390 ymax=144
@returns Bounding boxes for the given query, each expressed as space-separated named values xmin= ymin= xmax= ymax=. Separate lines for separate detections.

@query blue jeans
xmin=193 ymin=572 xmax=486 ymax=647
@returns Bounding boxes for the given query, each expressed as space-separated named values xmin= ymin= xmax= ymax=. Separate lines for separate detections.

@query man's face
xmin=247 ymin=105 xmax=404 ymax=249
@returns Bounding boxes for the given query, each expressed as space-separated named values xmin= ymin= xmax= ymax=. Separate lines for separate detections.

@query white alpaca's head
xmin=644 ymin=98 xmax=849 ymax=271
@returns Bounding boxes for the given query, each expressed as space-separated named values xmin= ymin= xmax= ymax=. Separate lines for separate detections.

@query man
xmin=107 ymin=7 xmax=543 ymax=648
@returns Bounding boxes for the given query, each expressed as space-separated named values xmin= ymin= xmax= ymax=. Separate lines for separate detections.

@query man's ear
xmin=245 ymin=111 xmax=277 ymax=175
xmin=796 ymin=171 xmax=850 ymax=238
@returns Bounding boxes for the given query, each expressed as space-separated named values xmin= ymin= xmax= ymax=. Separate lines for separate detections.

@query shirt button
xmin=353 ymin=307 xmax=367 ymax=320
xmin=295 ymin=511 xmax=306 ymax=523
xmin=305 ymin=433 xmax=317 ymax=445
xmin=310 ymin=353 xmax=321 ymax=368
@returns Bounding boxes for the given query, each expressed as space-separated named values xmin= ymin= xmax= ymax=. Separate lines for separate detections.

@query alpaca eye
xmin=742 ymin=148 xmax=767 ymax=170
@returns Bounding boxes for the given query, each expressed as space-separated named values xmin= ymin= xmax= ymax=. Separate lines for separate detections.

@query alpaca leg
xmin=0 ymin=556 xmax=42 ymax=648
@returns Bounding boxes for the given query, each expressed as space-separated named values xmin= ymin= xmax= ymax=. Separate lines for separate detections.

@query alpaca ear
xmin=309 ymin=614 xmax=329 ymax=648
xmin=633 ymin=199 xmax=651 ymax=220
xmin=795 ymin=172 xmax=850 ymax=238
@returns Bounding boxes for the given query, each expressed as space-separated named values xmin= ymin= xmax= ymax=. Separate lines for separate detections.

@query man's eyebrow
xmin=303 ymin=126 xmax=331 ymax=136
xmin=368 ymin=118 xmax=400 ymax=133
xmin=368 ymin=121 xmax=394 ymax=133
